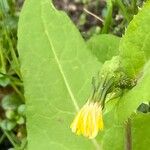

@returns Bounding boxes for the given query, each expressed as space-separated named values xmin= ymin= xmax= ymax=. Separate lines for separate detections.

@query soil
xmin=53 ymin=0 xmax=107 ymax=38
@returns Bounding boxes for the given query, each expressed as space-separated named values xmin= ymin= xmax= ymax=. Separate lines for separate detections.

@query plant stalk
xmin=116 ymin=0 xmax=131 ymax=23
xmin=125 ymin=118 xmax=132 ymax=150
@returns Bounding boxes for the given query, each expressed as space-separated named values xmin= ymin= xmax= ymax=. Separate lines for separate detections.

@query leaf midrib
xmin=40 ymin=1 xmax=101 ymax=150
xmin=41 ymin=2 xmax=79 ymax=112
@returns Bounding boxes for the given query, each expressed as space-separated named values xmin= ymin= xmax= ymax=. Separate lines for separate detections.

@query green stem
xmin=0 ymin=72 xmax=23 ymax=86
xmin=0 ymin=46 xmax=6 ymax=73
xmin=3 ymin=130 xmax=19 ymax=149
xmin=116 ymin=0 xmax=131 ymax=23
xmin=131 ymin=0 xmax=137 ymax=14
xmin=1 ymin=5 xmax=22 ymax=80
xmin=0 ymin=2 xmax=7 ymax=74
xmin=11 ymin=82 xmax=24 ymax=102
xmin=0 ymin=134 xmax=6 ymax=144
xmin=101 ymin=0 xmax=113 ymax=33
xmin=6 ymin=33 xmax=22 ymax=79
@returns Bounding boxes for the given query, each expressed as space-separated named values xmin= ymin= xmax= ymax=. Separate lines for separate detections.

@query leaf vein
xmin=41 ymin=3 xmax=79 ymax=112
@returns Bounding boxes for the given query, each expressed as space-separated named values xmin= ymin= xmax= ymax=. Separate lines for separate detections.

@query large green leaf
xmin=87 ymin=34 xmax=120 ymax=63
xmin=102 ymin=125 xmax=125 ymax=150
xmin=132 ymin=113 xmax=150 ymax=150
xmin=116 ymin=61 xmax=150 ymax=123
xmin=119 ymin=1 xmax=150 ymax=78
xmin=18 ymin=0 xmax=102 ymax=149
xmin=102 ymin=113 xmax=150 ymax=150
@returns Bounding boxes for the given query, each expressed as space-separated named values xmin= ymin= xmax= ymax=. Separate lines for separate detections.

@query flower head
xmin=70 ymin=101 xmax=103 ymax=139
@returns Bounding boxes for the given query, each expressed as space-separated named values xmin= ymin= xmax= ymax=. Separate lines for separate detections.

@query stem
xmin=11 ymin=82 xmax=25 ymax=102
xmin=0 ymin=46 xmax=6 ymax=73
xmin=0 ymin=5 xmax=6 ymax=74
xmin=116 ymin=0 xmax=131 ymax=23
xmin=2 ymin=130 xmax=19 ymax=149
xmin=131 ymin=0 xmax=137 ymax=14
xmin=7 ymin=33 xmax=22 ymax=79
xmin=0 ymin=134 xmax=6 ymax=144
xmin=125 ymin=118 xmax=132 ymax=150
xmin=101 ymin=0 xmax=113 ymax=33
xmin=1 ymin=3 xmax=22 ymax=80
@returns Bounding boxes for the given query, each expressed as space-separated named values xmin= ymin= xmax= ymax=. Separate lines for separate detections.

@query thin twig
xmin=83 ymin=8 xmax=104 ymax=23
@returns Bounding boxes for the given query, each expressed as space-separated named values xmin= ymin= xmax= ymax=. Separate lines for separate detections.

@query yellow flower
xmin=70 ymin=101 xmax=103 ymax=139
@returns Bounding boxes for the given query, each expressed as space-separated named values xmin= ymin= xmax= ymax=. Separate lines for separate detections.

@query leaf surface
xmin=18 ymin=0 xmax=102 ymax=149
xmin=102 ymin=125 xmax=124 ymax=150
xmin=87 ymin=34 xmax=120 ymax=63
xmin=119 ymin=1 xmax=150 ymax=78
xmin=132 ymin=113 xmax=150 ymax=150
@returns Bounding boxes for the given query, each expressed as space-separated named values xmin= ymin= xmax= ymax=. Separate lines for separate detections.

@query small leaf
xmin=1 ymin=93 xmax=22 ymax=110
xmin=16 ymin=116 xmax=25 ymax=125
xmin=0 ymin=75 xmax=10 ymax=87
xmin=5 ymin=109 xmax=16 ymax=119
xmin=17 ymin=104 xmax=26 ymax=116
xmin=87 ymin=34 xmax=120 ymax=63
xmin=0 ymin=119 xmax=16 ymax=131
